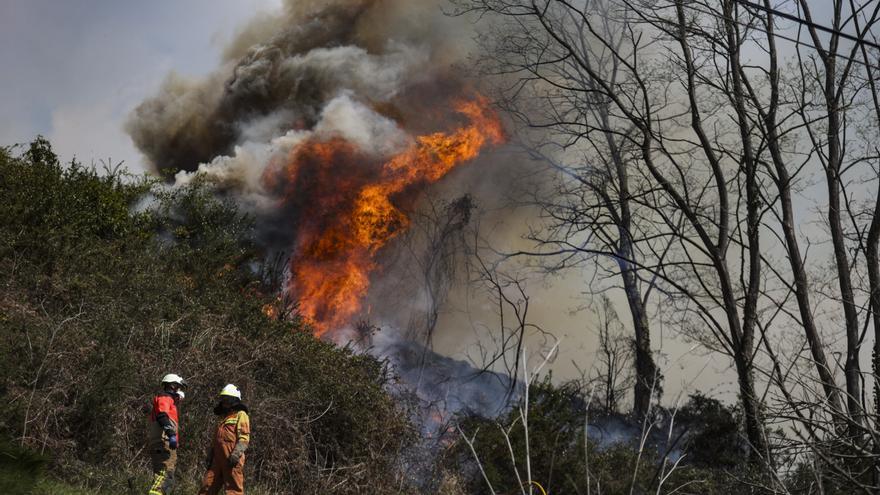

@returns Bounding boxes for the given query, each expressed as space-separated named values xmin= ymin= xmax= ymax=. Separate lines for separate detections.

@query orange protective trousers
xmin=198 ymin=410 xmax=249 ymax=495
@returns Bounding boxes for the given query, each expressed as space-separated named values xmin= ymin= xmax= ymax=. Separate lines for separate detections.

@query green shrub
xmin=0 ymin=440 xmax=48 ymax=494
xmin=0 ymin=139 xmax=414 ymax=494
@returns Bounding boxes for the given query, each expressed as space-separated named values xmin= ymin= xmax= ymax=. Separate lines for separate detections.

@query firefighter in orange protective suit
xmin=147 ymin=373 xmax=186 ymax=495
xmin=198 ymin=384 xmax=250 ymax=495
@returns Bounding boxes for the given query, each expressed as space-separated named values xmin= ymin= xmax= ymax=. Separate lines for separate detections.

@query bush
xmin=0 ymin=440 xmax=48 ymax=494
xmin=0 ymin=139 xmax=414 ymax=494
xmin=675 ymin=392 xmax=747 ymax=470
xmin=445 ymin=378 xmax=765 ymax=495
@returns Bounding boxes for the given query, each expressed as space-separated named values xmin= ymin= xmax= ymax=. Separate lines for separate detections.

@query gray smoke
xmin=126 ymin=0 xmax=470 ymax=178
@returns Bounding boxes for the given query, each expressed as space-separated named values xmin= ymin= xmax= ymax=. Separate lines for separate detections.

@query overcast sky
xmin=0 ymin=0 xmax=282 ymax=173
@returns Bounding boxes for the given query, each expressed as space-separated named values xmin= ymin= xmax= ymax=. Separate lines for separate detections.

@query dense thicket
xmin=0 ymin=138 xmax=413 ymax=494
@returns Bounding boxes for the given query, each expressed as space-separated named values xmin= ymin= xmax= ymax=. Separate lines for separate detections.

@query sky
xmin=0 ymin=0 xmax=281 ymax=173
xmin=0 ymin=2 xmax=840 ymax=170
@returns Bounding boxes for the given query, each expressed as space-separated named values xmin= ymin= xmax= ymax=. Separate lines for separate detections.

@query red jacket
xmin=149 ymin=392 xmax=180 ymax=440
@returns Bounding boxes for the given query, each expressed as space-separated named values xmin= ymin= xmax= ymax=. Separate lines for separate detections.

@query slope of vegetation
xmin=0 ymin=138 xmax=849 ymax=495
xmin=0 ymin=138 xmax=413 ymax=494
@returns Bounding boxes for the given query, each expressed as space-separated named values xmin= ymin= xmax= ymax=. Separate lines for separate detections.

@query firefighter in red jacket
xmin=198 ymin=384 xmax=250 ymax=495
xmin=147 ymin=373 xmax=186 ymax=495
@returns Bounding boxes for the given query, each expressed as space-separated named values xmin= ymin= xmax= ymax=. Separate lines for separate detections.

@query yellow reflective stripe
xmin=223 ymin=418 xmax=239 ymax=425
xmin=149 ymin=469 xmax=166 ymax=494
xmin=529 ymin=481 xmax=548 ymax=495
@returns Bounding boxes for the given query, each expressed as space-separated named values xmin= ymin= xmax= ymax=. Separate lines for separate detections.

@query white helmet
xmin=161 ymin=373 xmax=186 ymax=387
xmin=219 ymin=384 xmax=242 ymax=399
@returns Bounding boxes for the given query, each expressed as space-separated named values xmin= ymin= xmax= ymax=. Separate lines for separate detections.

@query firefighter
xmin=147 ymin=373 xmax=186 ymax=495
xmin=198 ymin=384 xmax=250 ymax=495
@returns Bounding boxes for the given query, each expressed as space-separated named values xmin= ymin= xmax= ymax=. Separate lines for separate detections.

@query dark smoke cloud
xmin=126 ymin=0 xmax=468 ymax=176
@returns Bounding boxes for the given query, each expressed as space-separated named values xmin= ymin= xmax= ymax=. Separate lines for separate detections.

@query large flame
xmin=271 ymin=96 xmax=504 ymax=336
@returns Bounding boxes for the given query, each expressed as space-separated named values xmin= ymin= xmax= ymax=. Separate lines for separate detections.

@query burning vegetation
xmin=269 ymin=96 xmax=504 ymax=335
xmin=126 ymin=0 xmax=506 ymax=339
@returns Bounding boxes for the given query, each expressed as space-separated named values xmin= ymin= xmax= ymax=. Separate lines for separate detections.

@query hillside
xmin=0 ymin=139 xmax=413 ymax=494
xmin=1 ymin=139 xmax=863 ymax=495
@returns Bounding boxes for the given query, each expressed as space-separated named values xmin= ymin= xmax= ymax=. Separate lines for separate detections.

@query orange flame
xmin=262 ymin=303 xmax=278 ymax=319
xmin=274 ymin=96 xmax=504 ymax=336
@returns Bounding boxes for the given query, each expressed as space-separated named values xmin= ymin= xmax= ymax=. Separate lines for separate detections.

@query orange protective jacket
xmin=212 ymin=407 xmax=250 ymax=458
xmin=198 ymin=404 xmax=250 ymax=495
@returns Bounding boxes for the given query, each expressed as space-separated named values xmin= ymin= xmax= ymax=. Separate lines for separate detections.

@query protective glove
xmin=228 ymin=442 xmax=247 ymax=468
xmin=167 ymin=434 xmax=178 ymax=450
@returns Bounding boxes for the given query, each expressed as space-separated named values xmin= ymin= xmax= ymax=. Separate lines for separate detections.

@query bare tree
xmin=737 ymin=0 xmax=847 ymax=423
xmin=396 ymin=194 xmax=476 ymax=346
xmin=455 ymin=0 xmax=777 ymax=457
xmin=791 ymin=0 xmax=880 ymax=427
xmin=462 ymin=0 xmax=665 ymax=421
xmin=457 ymin=0 xmax=880 ymax=475
xmin=854 ymin=9 xmax=880 ymax=437
xmin=469 ymin=242 xmax=557 ymax=390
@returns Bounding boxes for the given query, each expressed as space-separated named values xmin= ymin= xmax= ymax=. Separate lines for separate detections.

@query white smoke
xmin=173 ymin=92 xmax=411 ymax=210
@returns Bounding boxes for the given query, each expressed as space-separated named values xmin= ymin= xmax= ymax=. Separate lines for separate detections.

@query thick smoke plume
xmin=127 ymin=0 xmax=471 ymax=178
xmin=127 ymin=0 xmax=513 ymax=418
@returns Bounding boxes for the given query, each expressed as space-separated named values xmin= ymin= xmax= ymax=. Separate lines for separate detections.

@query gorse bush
xmin=0 ymin=139 xmax=414 ymax=494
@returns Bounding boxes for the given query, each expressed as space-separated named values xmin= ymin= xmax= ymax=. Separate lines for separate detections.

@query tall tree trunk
xmin=754 ymin=0 xmax=844 ymax=418
xmin=856 ymin=21 xmax=880 ymax=477
xmin=604 ymin=113 xmax=658 ymax=422
xmin=618 ymin=240 xmax=656 ymax=421
xmin=826 ymin=129 xmax=863 ymax=424
xmin=668 ymin=0 xmax=769 ymax=460
xmin=867 ymin=200 xmax=880 ymax=486
xmin=724 ymin=0 xmax=768 ymax=460
xmin=867 ymin=221 xmax=880 ymax=424
xmin=799 ymin=0 xmax=864 ymax=427
xmin=771 ymin=157 xmax=846 ymax=416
